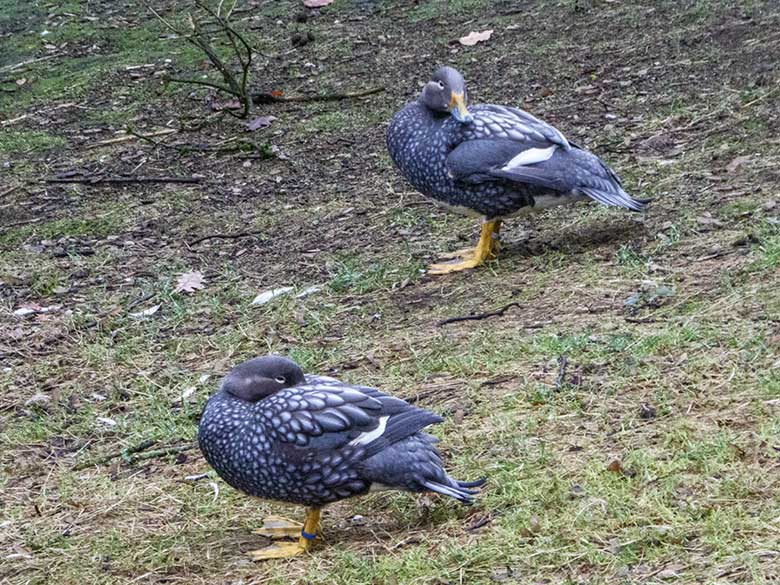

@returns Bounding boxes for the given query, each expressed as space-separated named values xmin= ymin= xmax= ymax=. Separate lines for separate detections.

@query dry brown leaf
xmin=246 ymin=115 xmax=277 ymax=131
xmin=726 ymin=155 xmax=751 ymax=174
xmin=459 ymin=29 xmax=493 ymax=46
xmin=303 ymin=0 xmax=334 ymax=7
xmin=606 ymin=459 xmax=623 ymax=473
xmin=175 ymin=270 xmax=205 ymax=293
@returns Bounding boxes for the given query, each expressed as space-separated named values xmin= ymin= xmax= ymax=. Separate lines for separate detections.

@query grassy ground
xmin=1 ymin=0 xmax=779 ymax=583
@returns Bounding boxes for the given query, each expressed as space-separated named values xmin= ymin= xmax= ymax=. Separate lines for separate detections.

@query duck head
xmin=420 ymin=66 xmax=472 ymax=124
xmin=222 ymin=355 xmax=306 ymax=402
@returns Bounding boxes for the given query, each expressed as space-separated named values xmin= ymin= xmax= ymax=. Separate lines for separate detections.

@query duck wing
xmin=447 ymin=104 xmax=647 ymax=211
xmin=264 ymin=376 xmax=441 ymax=457
xmin=264 ymin=377 xmax=484 ymax=504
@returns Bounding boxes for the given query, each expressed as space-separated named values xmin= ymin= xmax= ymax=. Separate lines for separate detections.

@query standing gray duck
xmin=198 ymin=355 xmax=484 ymax=560
xmin=387 ymin=66 xmax=647 ymax=274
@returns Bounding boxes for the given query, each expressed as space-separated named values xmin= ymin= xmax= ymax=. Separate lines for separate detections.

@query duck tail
xmin=360 ymin=433 xmax=486 ymax=505
xmin=422 ymin=475 xmax=485 ymax=505
xmin=578 ymin=154 xmax=649 ymax=211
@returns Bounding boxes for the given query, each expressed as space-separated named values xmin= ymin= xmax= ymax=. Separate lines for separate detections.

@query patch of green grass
xmin=327 ymin=254 xmax=422 ymax=294
xmin=407 ymin=0 xmax=492 ymax=22
xmin=0 ymin=130 xmax=66 ymax=155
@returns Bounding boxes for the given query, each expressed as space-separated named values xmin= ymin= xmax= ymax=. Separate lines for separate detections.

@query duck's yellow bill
xmin=448 ymin=91 xmax=472 ymax=123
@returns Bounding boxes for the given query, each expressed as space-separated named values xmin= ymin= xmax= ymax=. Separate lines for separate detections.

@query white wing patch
xmin=350 ymin=415 xmax=389 ymax=446
xmin=503 ymin=145 xmax=557 ymax=170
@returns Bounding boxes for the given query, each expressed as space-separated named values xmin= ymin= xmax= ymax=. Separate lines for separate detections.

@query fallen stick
xmin=0 ymin=185 xmax=19 ymax=198
xmin=251 ymin=86 xmax=383 ymax=104
xmin=86 ymin=128 xmax=178 ymax=149
xmin=73 ymin=438 xmax=157 ymax=470
xmin=45 ymin=175 xmax=201 ymax=185
xmin=437 ymin=302 xmax=521 ymax=326
xmin=0 ymin=114 xmax=29 ymax=127
xmin=74 ymin=441 xmax=196 ymax=470
xmin=0 ymin=54 xmax=58 ymax=73
xmin=130 ymin=444 xmax=197 ymax=462
xmin=188 ymin=229 xmax=264 ymax=245
xmin=554 ymin=355 xmax=568 ymax=389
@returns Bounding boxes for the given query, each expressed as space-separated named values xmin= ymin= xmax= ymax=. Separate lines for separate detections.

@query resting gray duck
xmin=387 ymin=66 xmax=647 ymax=274
xmin=198 ymin=355 xmax=484 ymax=560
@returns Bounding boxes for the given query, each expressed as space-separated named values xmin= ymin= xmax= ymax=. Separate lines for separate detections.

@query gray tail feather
xmin=423 ymin=477 xmax=485 ymax=505
xmin=580 ymin=186 xmax=648 ymax=212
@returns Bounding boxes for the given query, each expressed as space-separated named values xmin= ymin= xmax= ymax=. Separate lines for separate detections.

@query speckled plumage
xmin=198 ymin=357 xmax=482 ymax=508
xmin=387 ymin=68 xmax=646 ymax=219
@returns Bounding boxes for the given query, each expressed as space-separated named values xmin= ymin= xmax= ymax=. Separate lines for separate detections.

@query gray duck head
xmin=419 ymin=66 xmax=472 ymax=123
xmin=221 ymin=355 xmax=306 ymax=402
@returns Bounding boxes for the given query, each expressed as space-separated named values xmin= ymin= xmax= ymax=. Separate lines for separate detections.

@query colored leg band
xmin=300 ymin=530 xmax=317 ymax=540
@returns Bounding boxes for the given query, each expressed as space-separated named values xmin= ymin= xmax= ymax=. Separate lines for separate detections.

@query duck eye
xmin=274 ymin=376 xmax=286 ymax=384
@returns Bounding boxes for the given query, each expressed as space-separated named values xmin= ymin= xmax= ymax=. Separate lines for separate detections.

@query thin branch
xmin=73 ymin=439 xmax=157 ymax=470
xmin=188 ymin=229 xmax=265 ymax=245
xmin=554 ymin=355 xmax=568 ymax=390
xmin=165 ymin=75 xmax=236 ymax=95
xmin=252 ymin=86 xmax=384 ymax=104
xmin=86 ymin=128 xmax=178 ymax=150
xmin=130 ymin=444 xmax=197 ymax=462
xmin=437 ymin=302 xmax=521 ymax=326
xmin=46 ymin=175 xmax=202 ymax=185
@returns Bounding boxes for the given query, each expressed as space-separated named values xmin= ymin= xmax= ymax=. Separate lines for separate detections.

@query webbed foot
xmin=252 ymin=515 xmax=303 ymax=538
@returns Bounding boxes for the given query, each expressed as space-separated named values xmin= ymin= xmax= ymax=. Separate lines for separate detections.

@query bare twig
xmin=131 ymin=444 xmax=197 ymax=462
xmin=74 ymin=441 xmax=196 ymax=470
xmin=0 ymin=185 xmax=19 ymax=198
xmin=74 ymin=439 xmax=157 ymax=470
xmin=252 ymin=86 xmax=384 ymax=104
xmin=437 ymin=302 xmax=520 ymax=326
xmin=46 ymin=175 xmax=201 ymax=185
xmin=188 ymin=229 xmax=265 ymax=245
xmin=0 ymin=54 xmax=59 ymax=73
xmin=0 ymin=113 xmax=29 ymax=127
xmin=554 ymin=355 xmax=568 ymax=389
xmin=86 ymin=128 xmax=178 ymax=149
xmin=2 ymin=216 xmax=48 ymax=230
xmin=147 ymin=1 xmax=254 ymax=118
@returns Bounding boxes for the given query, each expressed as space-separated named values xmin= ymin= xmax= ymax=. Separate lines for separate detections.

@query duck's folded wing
xmin=264 ymin=380 xmax=442 ymax=456
xmin=464 ymin=104 xmax=571 ymax=148
xmin=449 ymin=107 xmax=646 ymax=211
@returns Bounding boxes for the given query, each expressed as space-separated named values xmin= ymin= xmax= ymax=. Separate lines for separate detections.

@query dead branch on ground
xmin=437 ymin=302 xmax=521 ymax=326
xmin=46 ymin=175 xmax=202 ymax=185
xmin=74 ymin=440 xmax=197 ymax=470
xmin=251 ymin=86 xmax=384 ymax=104
xmin=147 ymin=0 xmax=255 ymax=118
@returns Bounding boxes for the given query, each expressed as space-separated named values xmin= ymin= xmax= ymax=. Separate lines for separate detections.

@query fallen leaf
xmin=657 ymin=568 xmax=682 ymax=580
xmin=211 ymin=98 xmax=241 ymax=111
xmin=726 ymin=155 xmax=751 ymax=174
xmin=459 ymin=29 xmax=493 ymax=46
xmin=303 ymin=0 xmax=334 ymax=6
xmin=25 ymin=393 xmax=50 ymax=406
xmin=129 ymin=304 xmax=160 ymax=318
xmin=180 ymin=386 xmax=197 ymax=401
xmin=296 ymin=285 xmax=321 ymax=298
xmin=607 ymin=459 xmax=623 ymax=473
xmin=13 ymin=304 xmax=61 ymax=317
xmin=174 ymin=270 xmax=205 ymax=293
xmin=696 ymin=212 xmax=723 ymax=227
xmin=640 ymin=403 xmax=657 ymax=419
xmin=270 ymin=90 xmax=284 ymax=98
xmin=252 ymin=287 xmax=294 ymax=305
xmin=246 ymin=115 xmax=277 ymax=131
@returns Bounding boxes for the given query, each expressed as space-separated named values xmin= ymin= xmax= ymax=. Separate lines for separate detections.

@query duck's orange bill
xmin=448 ymin=91 xmax=469 ymax=118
